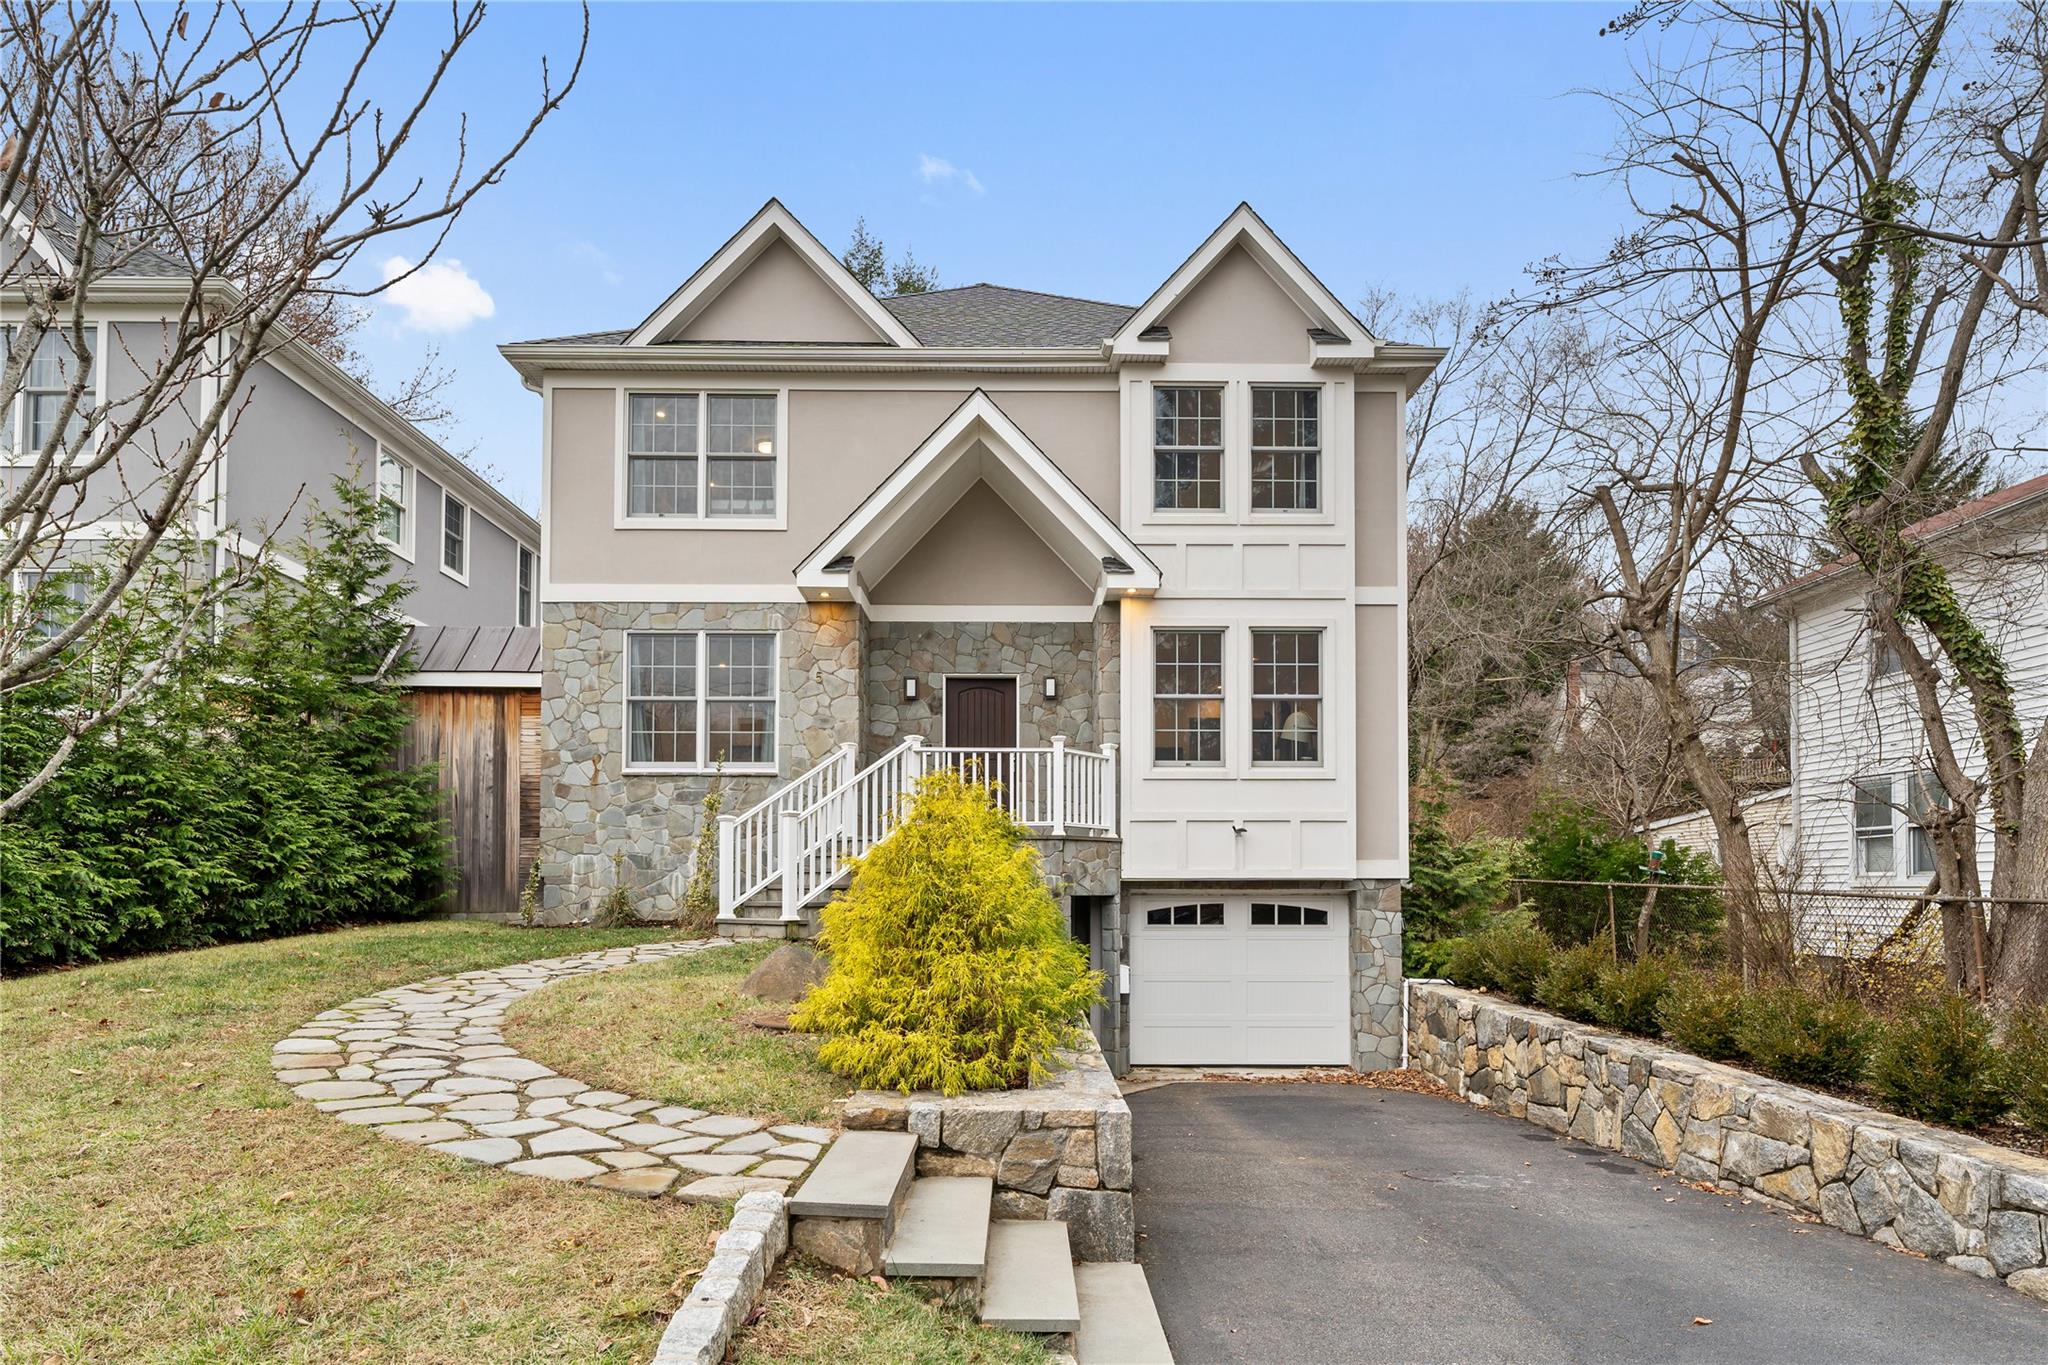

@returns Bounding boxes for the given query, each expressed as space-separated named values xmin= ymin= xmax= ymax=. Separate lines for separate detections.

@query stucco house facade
xmin=1775 ymin=474 xmax=2048 ymax=946
xmin=503 ymin=201 xmax=1442 ymax=1072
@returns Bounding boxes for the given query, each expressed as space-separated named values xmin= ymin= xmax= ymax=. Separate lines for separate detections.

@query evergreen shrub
xmin=1733 ymin=985 xmax=1874 ymax=1088
xmin=1656 ymin=970 xmax=1747 ymax=1061
xmin=1443 ymin=914 xmax=1552 ymax=1004
xmin=1533 ymin=942 xmax=1607 ymax=1022
xmin=2003 ymin=1006 xmax=2048 ymax=1132
xmin=1592 ymin=953 xmax=1679 ymax=1035
xmin=1868 ymin=993 xmax=2009 ymax=1128
xmin=790 ymin=770 xmax=1101 ymax=1095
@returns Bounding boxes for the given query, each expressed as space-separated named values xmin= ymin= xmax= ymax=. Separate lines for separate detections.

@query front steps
xmin=787 ymin=1133 xmax=1171 ymax=1360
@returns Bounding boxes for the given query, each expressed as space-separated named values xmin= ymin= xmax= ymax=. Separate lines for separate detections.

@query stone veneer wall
xmin=839 ymin=1030 xmax=1135 ymax=1261
xmin=537 ymin=601 xmax=862 ymax=922
xmin=1351 ymin=882 xmax=1404 ymax=1070
xmin=862 ymin=611 xmax=1119 ymax=760
xmin=1408 ymin=984 xmax=2048 ymax=1302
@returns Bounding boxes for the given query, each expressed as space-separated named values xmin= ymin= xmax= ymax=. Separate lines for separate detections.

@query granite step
xmin=980 ymin=1220 xmax=1080 ymax=1334
xmin=787 ymin=1129 xmax=916 ymax=1220
xmin=1074 ymin=1261 xmax=1174 ymax=1363
xmin=884 ymin=1176 xmax=993 ymax=1277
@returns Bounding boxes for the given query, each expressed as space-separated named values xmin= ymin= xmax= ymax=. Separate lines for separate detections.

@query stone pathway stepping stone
xmin=271 ymin=938 xmax=838 ymax=1202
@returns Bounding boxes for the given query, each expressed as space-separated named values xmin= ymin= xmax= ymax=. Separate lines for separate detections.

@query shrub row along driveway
xmin=1131 ymin=1083 xmax=2047 ymax=1364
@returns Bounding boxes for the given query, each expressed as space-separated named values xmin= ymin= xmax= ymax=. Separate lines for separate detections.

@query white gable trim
xmin=794 ymin=389 xmax=1160 ymax=599
xmin=625 ymin=200 xmax=920 ymax=349
xmin=1105 ymin=203 xmax=1375 ymax=366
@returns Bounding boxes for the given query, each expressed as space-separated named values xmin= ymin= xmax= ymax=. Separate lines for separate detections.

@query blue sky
xmin=347 ymin=3 xmax=1639 ymax=509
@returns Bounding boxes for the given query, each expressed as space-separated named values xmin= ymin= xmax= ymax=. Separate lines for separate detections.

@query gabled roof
xmin=625 ymin=199 xmax=919 ymax=348
xmin=1104 ymin=203 xmax=1376 ymax=365
xmin=1768 ymin=471 xmax=2048 ymax=604
xmin=794 ymin=390 xmax=1159 ymax=601
xmin=880 ymin=284 xmax=1134 ymax=347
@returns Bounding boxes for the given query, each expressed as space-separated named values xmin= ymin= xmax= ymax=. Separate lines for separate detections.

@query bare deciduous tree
xmin=0 ymin=0 xmax=584 ymax=817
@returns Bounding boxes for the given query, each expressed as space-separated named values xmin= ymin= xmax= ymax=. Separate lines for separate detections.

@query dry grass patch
xmin=504 ymin=941 xmax=845 ymax=1124
xmin=2 ymin=921 xmax=728 ymax=1363
xmin=732 ymin=1258 xmax=1049 ymax=1365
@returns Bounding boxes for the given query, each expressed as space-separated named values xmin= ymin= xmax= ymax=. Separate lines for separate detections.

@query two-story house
xmin=4 ymin=208 xmax=539 ymax=629
xmin=502 ymin=201 xmax=1442 ymax=1072
xmin=1775 ymin=474 xmax=2048 ymax=933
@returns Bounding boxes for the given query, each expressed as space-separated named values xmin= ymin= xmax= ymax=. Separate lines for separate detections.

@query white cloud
xmin=567 ymin=240 xmax=622 ymax=288
xmin=379 ymin=256 xmax=496 ymax=332
xmin=918 ymin=153 xmax=985 ymax=195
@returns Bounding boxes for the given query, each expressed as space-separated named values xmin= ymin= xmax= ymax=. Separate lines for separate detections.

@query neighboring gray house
xmin=503 ymin=200 xmax=1444 ymax=1073
xmin=3 ymin=212 xmax=538 ymax=629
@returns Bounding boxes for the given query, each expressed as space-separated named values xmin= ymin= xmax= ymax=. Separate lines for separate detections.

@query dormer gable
xmin=1105 ymin=203 xmax=1375 ymax=368
xmin=626 ymin=200 xmax=919 ymax=348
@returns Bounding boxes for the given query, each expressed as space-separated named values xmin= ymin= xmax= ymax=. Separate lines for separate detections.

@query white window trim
xmin=1143 ymin=619 xmax=1341 ymax=781
xmin=621 ymin=628 xmax=780 ymax=776
xmin=1148 ymin=382 xmax=1231 ymax=520
xmin=516 ymin=546 xmax=535 ymax=627
xmin=1149 ymin=624 xmax=1229 ymax=770
xmin=375 ymin=444 xmax=415 ymax=563
xmin=439 ymin=489 xmax=470 ymax=585
xmin=1247 ymin=383 xmax=1326 ymax=517
xmin=3 ymin=320 xmax=106 ymax=467
xmin=613 ymin=386 xmax=789 ymax=531
xmin=1133 ymin=376 xmax=1339 ymax=531
xmin=1849 ymin=773 xmax=1941 ymax=882
xmin=1249 ymin=625 xmax=1328 ymax=770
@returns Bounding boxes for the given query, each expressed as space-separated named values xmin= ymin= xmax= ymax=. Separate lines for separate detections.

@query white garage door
xmin=1128 ymin=895 xmax=1350 ymax=1065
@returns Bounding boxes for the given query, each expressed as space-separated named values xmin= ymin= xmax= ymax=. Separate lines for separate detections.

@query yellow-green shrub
xmin=790 ymin=770 xmax=1101 ymax=1096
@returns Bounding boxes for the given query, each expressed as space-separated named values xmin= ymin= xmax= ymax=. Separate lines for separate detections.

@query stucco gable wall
xmin=1156 ymin=246 xmax=1316 ymax=364
xmin=673 ymin=238 xmax=886 ymax=345
xmin=866 ymin=481 xmax=1093 ymax=607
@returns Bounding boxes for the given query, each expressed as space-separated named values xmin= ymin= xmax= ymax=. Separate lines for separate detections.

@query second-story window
xmin=626 ymin=391 xmax=778 ymax=519
xmin=442 ymin=493 xmax=468 ymax=578
xmin=4 ymin=326 xmax=97 ymax=455
xmin=1251 ymin=387 xmax=1320 ymax=511
xmin=1153 ymin=387 xmax=1223 ymax=511
xmin=628 ymin=392 xmax=699 ymax=516
xmin=375 ymin=449 xmax=411 ymax=550
xmin=1251 ymin=629 xmax=1321 ymax=763
xmin=1154 ymin=628 xmax=1224 ymax=764
xmin=517 ymin=547 xmax=535 ymax=627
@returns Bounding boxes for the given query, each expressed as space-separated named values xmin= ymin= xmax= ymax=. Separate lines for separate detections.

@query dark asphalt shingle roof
xmin=515 ymin=283 xmax=1135 ymax=350
xmin=879 ymin=283 xmax=1135 ymax=347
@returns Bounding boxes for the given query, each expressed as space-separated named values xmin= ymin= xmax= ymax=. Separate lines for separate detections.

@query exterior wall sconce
xmin=1044 ymin=677 xmax=1058 ymax=701
xmin=904 ymin=676 xmax=918 ymax=701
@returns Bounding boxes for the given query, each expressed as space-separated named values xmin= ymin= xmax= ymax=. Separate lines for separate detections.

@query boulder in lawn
xmin=740 ymin=944 xmax=828 ymax=1003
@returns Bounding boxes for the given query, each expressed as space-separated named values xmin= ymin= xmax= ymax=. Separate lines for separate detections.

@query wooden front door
xmin=944 ymin=677 xmax=1018 ymax=748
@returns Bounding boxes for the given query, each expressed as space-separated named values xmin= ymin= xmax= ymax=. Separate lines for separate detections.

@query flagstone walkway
xmin=271 ymin=939 xmax=835 ymax=1202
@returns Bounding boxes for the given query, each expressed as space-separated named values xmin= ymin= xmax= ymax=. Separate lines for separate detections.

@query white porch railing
xmin=715 ymin=742 xmax=857 ymax=913
xmin=717 ymin=735 xmax=1119 ymax=920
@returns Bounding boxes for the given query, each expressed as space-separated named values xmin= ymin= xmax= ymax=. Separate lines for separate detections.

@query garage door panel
xmin=1130 ymin=895 xmax=1350 ymax=1066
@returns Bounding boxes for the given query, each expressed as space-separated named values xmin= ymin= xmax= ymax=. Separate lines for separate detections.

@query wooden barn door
xmin=397 ymin=687 xmax=538 ymax=919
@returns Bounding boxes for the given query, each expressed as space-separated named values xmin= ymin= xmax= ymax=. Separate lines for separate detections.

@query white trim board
xmin=625 ymin=200 xmax=920 ymax=349
xmin=402 ymin=671 xmax=541 ymax=690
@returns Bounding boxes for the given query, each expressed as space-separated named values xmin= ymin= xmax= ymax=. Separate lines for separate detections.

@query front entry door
xmin=944 ymin=677 xmax=1018 ymax=748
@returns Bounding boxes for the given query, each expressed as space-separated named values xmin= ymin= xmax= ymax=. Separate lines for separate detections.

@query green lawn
xmin=503 ymin=941 xmax=848 ymax=1124
xmin=735 ymin=1260 xmax=1050 ymax=1365
xmin=1 ymin=921 xmax=728 ymax=1364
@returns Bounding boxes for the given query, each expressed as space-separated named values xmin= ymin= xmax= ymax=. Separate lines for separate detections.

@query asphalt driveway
xmin=1130 ymin=1082 xmax=2048 ymax=1364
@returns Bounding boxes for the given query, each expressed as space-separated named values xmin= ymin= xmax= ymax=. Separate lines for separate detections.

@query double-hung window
xmin=1853 ymin=772 xmax=1946 ymax=877
xmin=626 ymin=391 xmax=778 ymax=519
xmin=441 ymin=493 xmax=468 ymax=578
xmin=1153 ymin=629 xmax=1224 ymax=764
xmin=4 ymin=325 xmax=96 ymax=455
xmin=517 ymin=547 xmax=535 ymax=627
xmin=1152 ymin=387 xmax=1223 ymax=511
xmin=1251 ymin=387 xmax=1320 ymax=511
xmin=626 ymin=631 xmax=777 ymax=770
xmin=1251 ymin=629 xmax=1322 ymax=764
xmin=13 ymin=568 xmax=91 ymax=641
xmin=375 ymin=449 xmax=411 ymax=551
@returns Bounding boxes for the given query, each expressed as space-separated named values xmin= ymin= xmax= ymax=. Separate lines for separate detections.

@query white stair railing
xmin=716 ymin=742 xmax=856 ymax=913
xmin=740 ymin=736 xmax=1122 ymax=922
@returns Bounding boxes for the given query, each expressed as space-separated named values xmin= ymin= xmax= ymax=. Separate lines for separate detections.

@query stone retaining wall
xmin=1407 ymin=984 xmax=2048 ymax=1302
xmin=839 ymin=1028 xmax=1134 ymax=1260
